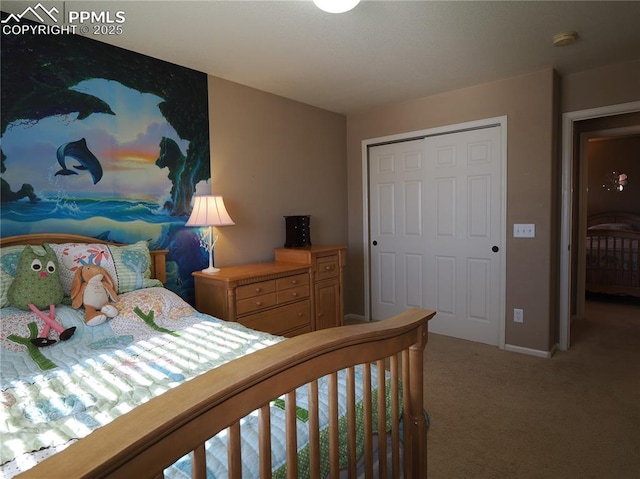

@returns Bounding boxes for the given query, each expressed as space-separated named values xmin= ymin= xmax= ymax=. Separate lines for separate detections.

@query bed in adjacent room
xmin=0 ymin=233 xmax=435 ymax=478
xmin=585 ymin=212 xmax=640 ymax=297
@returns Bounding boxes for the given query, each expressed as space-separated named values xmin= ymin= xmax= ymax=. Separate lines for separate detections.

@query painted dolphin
xmin=55 ymin=138 xmax=103 ymax=184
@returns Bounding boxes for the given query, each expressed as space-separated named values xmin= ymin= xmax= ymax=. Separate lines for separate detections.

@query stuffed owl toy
xmin=7 ymin=244 xmax=76 ymax=347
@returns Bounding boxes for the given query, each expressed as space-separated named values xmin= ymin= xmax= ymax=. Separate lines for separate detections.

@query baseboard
xmin=504 ymin=343 xmax=556 ymax=359
xmin=344 ymin=313 xmax=367 ymax=324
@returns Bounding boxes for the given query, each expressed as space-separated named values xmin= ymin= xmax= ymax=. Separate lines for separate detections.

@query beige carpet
xmin=424 ymin=296 xmax=640 ymax=478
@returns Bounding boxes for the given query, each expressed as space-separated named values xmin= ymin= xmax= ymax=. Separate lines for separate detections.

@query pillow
xmin=0 ymin=245 xmax=46 ymax=308
xmin=49 ymin=241 xmax=163 ymax=296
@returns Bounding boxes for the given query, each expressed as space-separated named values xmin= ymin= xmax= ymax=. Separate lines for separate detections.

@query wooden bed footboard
xmin=18 ymin=308 xmax=435 ymax=479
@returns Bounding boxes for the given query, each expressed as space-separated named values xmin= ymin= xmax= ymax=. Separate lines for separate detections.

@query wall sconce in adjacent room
xmin=602 ymin=171 xmax=628 ymax=192
xmin=186 ymin=195 xmax=235 ymax=274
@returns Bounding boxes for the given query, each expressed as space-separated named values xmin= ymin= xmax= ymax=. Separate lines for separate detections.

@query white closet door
xmin=369 ymin=139 xmax=427 ymax=322
xmin=369 ymin=126 xmax=503 ymax=346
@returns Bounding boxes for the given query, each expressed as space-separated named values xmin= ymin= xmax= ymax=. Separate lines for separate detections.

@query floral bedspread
xmin=1 ymin=287 xmax=395 ymax=479
xmin=0 ymin=287 xmax=281 ymax=476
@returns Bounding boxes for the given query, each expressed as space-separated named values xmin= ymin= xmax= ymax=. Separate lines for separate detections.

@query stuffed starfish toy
xmin=7 ymin=244 xmax=76 ymax=347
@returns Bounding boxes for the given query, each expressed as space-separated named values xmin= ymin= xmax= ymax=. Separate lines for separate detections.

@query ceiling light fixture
xmin=313 ymin=0 xmax=361 ymax=14
xmin=553 ymin=31 xmax=579 ymax=47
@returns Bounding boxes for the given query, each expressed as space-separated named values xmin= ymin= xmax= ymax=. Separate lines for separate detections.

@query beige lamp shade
xmin=186 ymin=195 xmax=235 ymax=227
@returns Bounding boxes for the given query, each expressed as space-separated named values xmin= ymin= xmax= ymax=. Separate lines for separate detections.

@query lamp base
xmin=201 ymin=266 xmax=220 ymax=274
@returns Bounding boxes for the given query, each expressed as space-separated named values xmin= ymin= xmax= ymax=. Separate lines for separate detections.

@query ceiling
xmin=3 ymin=0 xmax=640 ymax=115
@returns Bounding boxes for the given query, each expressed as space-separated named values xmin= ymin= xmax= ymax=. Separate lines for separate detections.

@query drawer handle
xmin=325 ymin=266 xmax=332 ymax=271
xmin=297 ymin=312 xmax=303 ymax=317
xmin=255 ymin=301 xmax=262 ymax=306
xmin=255 ymin=287 xmax=262 ymax=293
xmin=291 ymin=280 xmax=298 ymax=284
xmin=292 ymin=292 xmax=298 ymax=297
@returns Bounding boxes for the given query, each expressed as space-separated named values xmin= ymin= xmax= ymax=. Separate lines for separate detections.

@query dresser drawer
xmin=237 ymin=292 xmax=277 ymax=315
xmin=239 ymin=300 xmax=311 ymax=336
xmin=316 ymin=254 xmax=339 ymax=281
xmin=277 ymin=284 xmax=310 ymax=304
xmin=237 ymin=280 xmax=276 ymax=300
xmin=276 ymin=273 xmax=309 ymax=290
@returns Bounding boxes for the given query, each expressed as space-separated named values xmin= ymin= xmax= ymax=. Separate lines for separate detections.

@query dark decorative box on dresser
xmin=274 ymin=245 xmax=346 ymax=330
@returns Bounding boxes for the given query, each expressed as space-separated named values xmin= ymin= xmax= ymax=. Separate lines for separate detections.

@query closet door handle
xmin=372 ymin=241 xmax=378 ymax=246
xmin=492 ymin=245 xmax=499 ymax=253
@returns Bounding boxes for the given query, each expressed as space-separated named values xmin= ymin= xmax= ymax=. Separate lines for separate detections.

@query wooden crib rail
xmin=18 ymin=308 xmax=435 ymax=479
xmin=586 ymin=228 xmax=640 ymax=296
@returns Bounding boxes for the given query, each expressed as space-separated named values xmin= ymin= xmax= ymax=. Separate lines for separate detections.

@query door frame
xmin=361 ymin=116 xmax=508 ymax=349
xmin=558 ymin=100 xmax=640 ymax=351
xmin=575 ymin=125 xmax=640 ymax=322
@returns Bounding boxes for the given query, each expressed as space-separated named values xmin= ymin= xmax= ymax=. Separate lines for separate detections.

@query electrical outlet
xmin=514 ymin=308 xmax=524 ymax=323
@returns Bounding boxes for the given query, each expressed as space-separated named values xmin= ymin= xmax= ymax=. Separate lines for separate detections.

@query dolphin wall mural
xmin=0 ymin=13 xmax=212 ymax=303
xmin=55 ymin=138 xmax=103 ymax=185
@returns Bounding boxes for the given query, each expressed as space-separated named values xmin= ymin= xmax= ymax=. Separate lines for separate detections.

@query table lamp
xmin=186 ymin=195 xmax=235 ymax=274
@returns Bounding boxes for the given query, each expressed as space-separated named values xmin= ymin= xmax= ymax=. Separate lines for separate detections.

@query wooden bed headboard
xmin=0 ymin=233 xmax=169 ymax=284
xmin=587 ymin=211 xmax=640 ymax=230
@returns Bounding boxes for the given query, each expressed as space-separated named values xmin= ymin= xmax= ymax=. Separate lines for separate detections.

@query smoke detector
xmin=553 ymin=31 xmax=579 ymax=47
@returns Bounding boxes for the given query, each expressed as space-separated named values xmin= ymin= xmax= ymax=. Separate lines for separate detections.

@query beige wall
xmin=207 ymin=76 xmax=348 ymax=267
xmin=347 ymin=69 xmax=558 ymax=351
xmin=204 ymin=59 xmax=639 ymax=353
xmin=561 ymin=59 xmax=640 ymax=113
xmin=346 ymin=60 xmax=640 ymax=352
xmin=587 ymin=136 xmax=640 ymax=215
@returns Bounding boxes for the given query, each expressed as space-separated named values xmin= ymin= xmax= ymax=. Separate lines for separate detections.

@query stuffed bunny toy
xmin=70 ymin=265 xmax=119 ymax=326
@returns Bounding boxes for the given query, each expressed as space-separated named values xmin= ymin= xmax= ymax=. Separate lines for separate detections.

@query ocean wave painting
xmin=1 ymin=17 xmax=211 ymax=303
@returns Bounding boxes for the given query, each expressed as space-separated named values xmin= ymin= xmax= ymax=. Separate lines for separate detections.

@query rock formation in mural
xmin=0 ymin=14 xmax=210 ymax=215
xmin=1 ymin=151 xmax=39 ymax=203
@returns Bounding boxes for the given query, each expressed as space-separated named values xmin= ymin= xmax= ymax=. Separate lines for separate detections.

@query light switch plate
xmin=514 ymin=224 xmax=535 ymax=238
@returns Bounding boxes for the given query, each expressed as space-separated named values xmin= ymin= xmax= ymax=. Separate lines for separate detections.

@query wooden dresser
xmin=193 ymin=246 xmax=346 ymax=337
xmin=193 ymin=262 xmax=311 ymax=337
xmin=274 ymin=246 xmax=346 ymax=330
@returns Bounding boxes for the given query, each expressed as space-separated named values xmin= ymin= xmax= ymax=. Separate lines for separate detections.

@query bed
xmin=0 ymin=233 xmax=436 ymax=478
xmin=586 ymin=212 xmax=640 ymax=297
